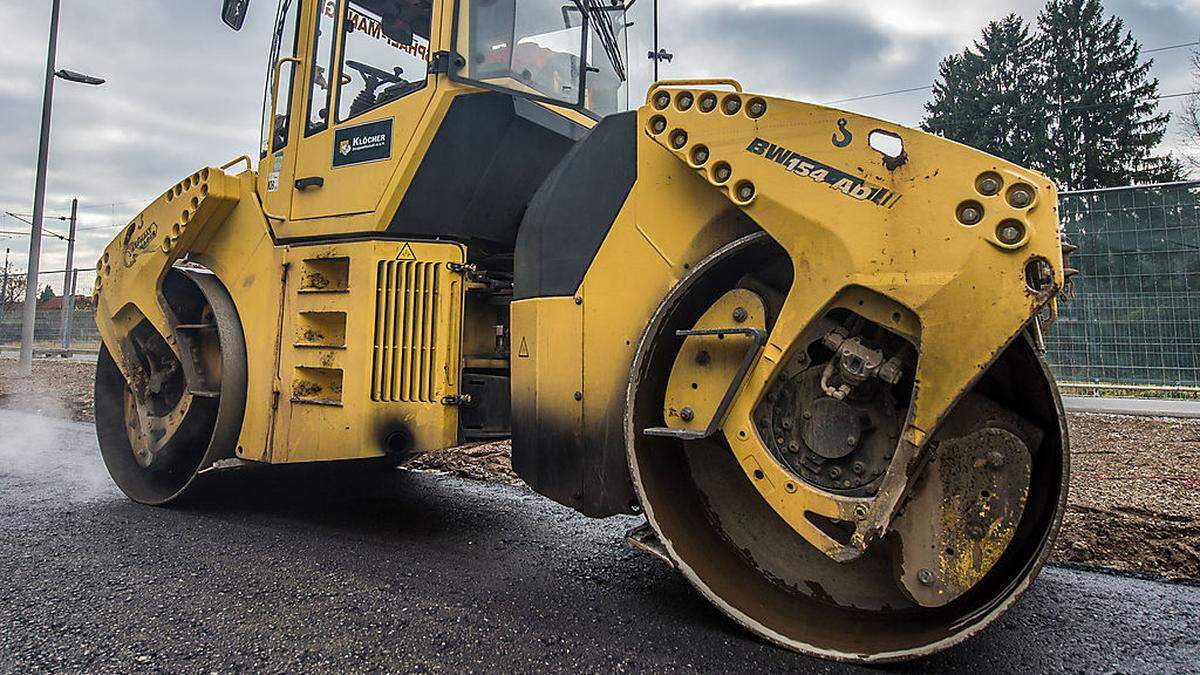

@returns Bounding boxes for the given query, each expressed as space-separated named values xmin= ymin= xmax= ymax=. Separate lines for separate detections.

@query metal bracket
xmin=428 ymin=51 xmax=464 ymax=74
xmin=643 ymin=326 xmax=766 ymax=440
xmin=449 ymin=262 xmax=513 ymax=291
xmin=441 ymin=393 xmax=473 ymax=406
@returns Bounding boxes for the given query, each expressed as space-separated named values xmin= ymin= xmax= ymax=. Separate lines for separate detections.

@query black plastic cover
xmin=513 ymin=111 xmax=637 ymax=300
xmin=388 ymin=93 xmax=584 ymax=247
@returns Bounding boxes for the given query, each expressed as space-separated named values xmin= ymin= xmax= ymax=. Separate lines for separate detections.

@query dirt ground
xmin=2 ymin=358 xmax=1196 ymax=579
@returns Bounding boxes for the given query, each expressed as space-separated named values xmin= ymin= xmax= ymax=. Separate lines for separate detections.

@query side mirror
xmin=222 ymin=0 xmax=250 ymax=31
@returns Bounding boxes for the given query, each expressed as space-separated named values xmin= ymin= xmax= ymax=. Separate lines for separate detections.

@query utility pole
xmin=19 ymin=0 xmax=62 ymax=375
xmin=18 ymin=0 xmax=103 ymax=374
xmin=62 ymin=269 xmax=78 ymax=353
xmin=60 ymin=198 xmax=76 ymax=351
xmin=0 ymin=248 xmax=9 ymax=325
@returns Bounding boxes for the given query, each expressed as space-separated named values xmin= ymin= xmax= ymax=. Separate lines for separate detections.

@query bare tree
xmin=0 ymin=266 xmax=27 ymax=307
xmin=1181 ymin=51 xmax=1200 ymax=171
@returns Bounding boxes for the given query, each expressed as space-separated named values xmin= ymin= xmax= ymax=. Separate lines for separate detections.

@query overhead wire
xmin=823 ymin=37 xmax=1200 ymax=106
xmin=926 ymin=90 xmax=1200 ymax=130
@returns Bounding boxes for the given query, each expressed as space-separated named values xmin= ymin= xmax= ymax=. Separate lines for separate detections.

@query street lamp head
xmin=54 ymin=69 xmax=105 ymax=86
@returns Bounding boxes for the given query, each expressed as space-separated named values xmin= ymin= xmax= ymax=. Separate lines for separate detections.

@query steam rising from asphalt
xmin=0 ymin=402 xmax=117 ymax=503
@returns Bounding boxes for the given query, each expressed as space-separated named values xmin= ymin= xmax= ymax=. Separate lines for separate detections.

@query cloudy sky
xmin=1 ymin=0 xmax=1197 ymax=294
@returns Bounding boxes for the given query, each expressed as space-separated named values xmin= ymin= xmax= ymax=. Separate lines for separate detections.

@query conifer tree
xmin=923 ymin=0 xmax=1183 ymax=189
xmin=1036 ymin=0 xmax=1181 ymax=188
xmin=922 ymin=15 xmax=1042 ymax=168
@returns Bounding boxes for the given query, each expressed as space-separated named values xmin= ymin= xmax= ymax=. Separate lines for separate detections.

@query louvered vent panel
xmin=372 ymin=260 xmax=440 ymax=402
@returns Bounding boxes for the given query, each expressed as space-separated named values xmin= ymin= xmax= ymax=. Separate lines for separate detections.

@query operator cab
xmin=232 ymin=0 xmax=651 ymax=234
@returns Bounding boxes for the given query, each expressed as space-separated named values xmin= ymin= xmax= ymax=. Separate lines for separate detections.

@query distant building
xmin=36 ymin=294 xmax=93 ymax=311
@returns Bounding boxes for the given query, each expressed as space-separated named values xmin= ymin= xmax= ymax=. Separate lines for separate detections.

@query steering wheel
xmin=345 ymin=60 xmax=404 ymax=86
xmin=345 ymin=60 xmax=415 ymax=117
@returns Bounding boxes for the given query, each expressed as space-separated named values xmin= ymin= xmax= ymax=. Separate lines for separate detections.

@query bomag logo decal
xmin=121 ymin=217 xmax=158 ymax=268
xmin=746 ymin=137 xmax=903 ymax=208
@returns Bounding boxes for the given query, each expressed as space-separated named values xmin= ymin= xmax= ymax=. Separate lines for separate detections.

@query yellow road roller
xmin=93 ymin=0 xmax=1071 ymax=662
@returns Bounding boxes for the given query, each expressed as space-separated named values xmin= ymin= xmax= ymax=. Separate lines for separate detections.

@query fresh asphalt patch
xmin=1 ymin=410 xmax=1196 ymax=673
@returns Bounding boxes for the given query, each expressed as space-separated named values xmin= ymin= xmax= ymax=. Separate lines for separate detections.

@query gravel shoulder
xmin=2 ymin=357 xmax=1196 ymax=579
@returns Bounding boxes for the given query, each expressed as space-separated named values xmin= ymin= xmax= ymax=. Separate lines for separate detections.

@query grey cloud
xmin=1 ymin=0 xmax=1196 ymax=292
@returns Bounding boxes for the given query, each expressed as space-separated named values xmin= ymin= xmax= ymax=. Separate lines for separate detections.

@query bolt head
xmin=692 ymin=147 xmax=709 ymax=164
xmin=677 ymin=93 xmax=693 ymax=109
xmin=846 ymin=435 xmax=858 ymax=446
xmin=830 ymin=467 xmax=842 ymax=479
xmin=852 ymin=461 xmax=865 ymax=474
xmin=724 ymin=97 xmax=741 ymax=114
xmin=978 ymin=176 xmax=1001 ymax=195
xmin=1009 ymin=186 xmax=1034 ymax=208
xmin=959 ymin=204 xmax=983 ymax=225
xmin=654 ymin=92 xmax=670 ymax=109
xmin=732 ymin=306 xmax=748 ymax=323
xmin=998 ymin=222 xmax=1025 ymax=245
xmin=714 ymin=166 xmax=731 ymax=182
xmin=680 ymin=407 xmax=695 ymax=422
xmin=737 ymin=184 xmax=754 ymax=201
xmin=918 ymin=568 xmax=935 ymax=585
xmin=748 ymin=101 xmax=766 ymax=117
xmin=651 ymin=118 xmax=666 ymax=134
xmin=671 ymin=131 xmax=687 ymax=149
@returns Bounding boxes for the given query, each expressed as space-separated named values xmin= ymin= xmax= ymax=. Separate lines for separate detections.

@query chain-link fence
xmin=0 ymin=267 xmax=99 ymax=353
xmin=1043 ymin=181 xmax=1200 ymax=393
xmin=3 ymin=183 xmax=1200 ymax=391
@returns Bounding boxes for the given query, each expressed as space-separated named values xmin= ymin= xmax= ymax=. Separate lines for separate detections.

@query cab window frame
xmin=447 ymin=0 xmax=593 ymax=116
xmin=261 ymin=0 xmax=305 ymax=158
xmin=304 ymin=0 xmax=342 ymax=137
xmin=332 ymin=0 xmax=435 ymax=125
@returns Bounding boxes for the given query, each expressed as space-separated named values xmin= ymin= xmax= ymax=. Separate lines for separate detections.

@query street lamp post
xmin=18 ymin=0 xmax=104 ymax=375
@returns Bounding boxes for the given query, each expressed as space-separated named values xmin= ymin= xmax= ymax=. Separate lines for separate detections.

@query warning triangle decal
xmin=397 ymin=242 xmax=416 ymax=260
xmin=517 ymin=337 xmax=530 ymax=358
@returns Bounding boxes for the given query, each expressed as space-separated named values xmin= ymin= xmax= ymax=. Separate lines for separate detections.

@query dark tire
xmin=95 ymin=269 xmax=247 ymax=505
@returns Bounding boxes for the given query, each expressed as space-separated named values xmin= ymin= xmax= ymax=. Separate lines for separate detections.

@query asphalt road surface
xmin=1 ymin=410 xmax=1197 ymax=673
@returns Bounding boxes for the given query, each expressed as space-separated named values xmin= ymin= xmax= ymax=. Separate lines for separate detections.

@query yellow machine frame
xmin=92 ymin=0 xmax=1071 ymax=662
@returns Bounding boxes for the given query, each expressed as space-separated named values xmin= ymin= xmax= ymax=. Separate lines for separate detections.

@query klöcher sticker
xmin=333 ymin=118 xmax=393 ymax=168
